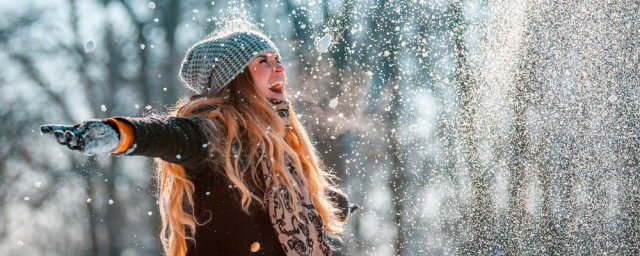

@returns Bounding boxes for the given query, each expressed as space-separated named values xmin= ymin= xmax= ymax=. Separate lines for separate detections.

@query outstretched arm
xmin=110 ymin=116 xmax=212 ymax=168
xmin=41 ymin=116 xmax=215 ymax=169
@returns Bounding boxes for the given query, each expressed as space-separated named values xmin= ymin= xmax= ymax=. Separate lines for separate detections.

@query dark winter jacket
xmin=112 ymin=116 xmax=351 ymax=255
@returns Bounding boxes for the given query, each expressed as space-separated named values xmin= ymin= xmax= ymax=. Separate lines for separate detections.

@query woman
xmin=41 ymin=29 xmax=355 ymax=256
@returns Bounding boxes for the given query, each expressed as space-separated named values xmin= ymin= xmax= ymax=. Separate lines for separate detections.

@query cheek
xmin=256 ymin=84 xmax=270 ymax=96
xmin=250 ymin=68 xmax=269 ymax=84
xmin=251 ymin=70 xmax=270 ymax=88
xmin=251 ymin=74 xmax=270 ymax=95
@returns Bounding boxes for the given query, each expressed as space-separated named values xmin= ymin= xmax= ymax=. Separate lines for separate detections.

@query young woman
xmin=41 ymin=29 xmax=355 ymax=256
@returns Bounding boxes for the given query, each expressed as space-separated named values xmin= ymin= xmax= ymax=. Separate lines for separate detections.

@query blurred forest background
xmin=0 ymin=0 xmax=639 ymax=255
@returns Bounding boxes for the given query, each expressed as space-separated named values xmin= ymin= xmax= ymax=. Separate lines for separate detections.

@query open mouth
xmin=269 ymin=81 xmax=285 ymax=94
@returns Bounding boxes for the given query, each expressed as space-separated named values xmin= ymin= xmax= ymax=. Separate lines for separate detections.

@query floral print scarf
xmin=264 ymin=99 xmax=332 ymax=256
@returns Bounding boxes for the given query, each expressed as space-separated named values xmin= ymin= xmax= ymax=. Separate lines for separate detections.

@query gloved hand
xmin=328 ymin=190 xmax=360 ymax=222
xmin=40 ymin=120 xmax=120 ymax=156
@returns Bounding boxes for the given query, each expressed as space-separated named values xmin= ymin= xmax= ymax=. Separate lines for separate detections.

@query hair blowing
xmin=155 ymin=69 xmax=344 ymax=256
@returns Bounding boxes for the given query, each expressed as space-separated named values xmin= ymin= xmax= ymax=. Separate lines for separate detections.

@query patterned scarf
xmin=264 ymin=99 xmax=332 ymax=255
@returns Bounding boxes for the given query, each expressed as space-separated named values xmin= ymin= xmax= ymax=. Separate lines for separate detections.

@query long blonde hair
xmin=156 ymin=68 xmax=344 ymax=256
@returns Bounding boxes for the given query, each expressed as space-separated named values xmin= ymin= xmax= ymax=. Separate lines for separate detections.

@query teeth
xmin=270 ymin=81 xmax=284 ymax=93
xmin=271 ymin=81 xmax=284 ymax=88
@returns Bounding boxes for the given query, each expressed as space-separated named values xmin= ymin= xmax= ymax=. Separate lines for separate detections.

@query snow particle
xmin=84 ymin=40 xmax=96 ymax=53
xmin=140 ymin=44 xmax=146 ymax=50
xmin=176 ymin=154 xmax=182 ymax=159
xmin=101 ymin=105 xmax=107 ymax=112
xmin=86 ymin=198 xmax=92 ymax=203
xmin=134 ymin=104 xmax=140 ymax=109
xmin=34 ymin=181 xmax=42 ymax=188
xmin=145 ymin=105 xmax=152 ymax=110
xmin=148 ymin=211 xmax=153 ymax=216
xmin=316 ymin=34 xmax=332 ymax=53
xmin=24 ymin=197 xmax=30 ymax=201
xmin=329 ymin=97 xmax=339 ymax=109
xmin=108 ymin=199 xmax=114 ymax=205
xmin=205 ymin=191 xmax=211 ymax=196
xmin=17 ymin=241 xmax=23 ymax=246
xmin=148 ymin=2 xmax=156 ymax=9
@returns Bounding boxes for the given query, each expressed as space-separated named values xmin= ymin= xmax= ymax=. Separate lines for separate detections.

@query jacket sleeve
xmin=111 ymin=116 xmax=217 ymax=169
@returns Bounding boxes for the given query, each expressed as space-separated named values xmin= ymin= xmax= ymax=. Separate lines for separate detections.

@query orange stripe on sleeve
xmin=106 ymin=118 xmax=135 ymax=154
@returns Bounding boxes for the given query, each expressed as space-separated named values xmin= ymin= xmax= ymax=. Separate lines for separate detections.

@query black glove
xmin=328 ymin=190 xmax=360 ymax=222
xmin=40 ymin=120 xmax=120 ymax=156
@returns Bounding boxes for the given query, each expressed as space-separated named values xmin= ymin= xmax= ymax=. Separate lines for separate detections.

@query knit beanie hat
xmin=179 ymin=30 xmax=280 ymax=94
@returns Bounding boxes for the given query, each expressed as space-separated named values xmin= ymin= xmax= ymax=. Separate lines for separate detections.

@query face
xmin=247 ymin=50 xmax=286 ymax=100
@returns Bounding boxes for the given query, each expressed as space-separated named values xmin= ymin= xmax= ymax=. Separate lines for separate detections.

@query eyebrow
xmin=257 ymin=54 xmax=280 ymax=59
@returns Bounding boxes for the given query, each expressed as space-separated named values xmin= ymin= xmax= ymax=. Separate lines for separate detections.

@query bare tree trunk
xmin=364 ymin=0 xmax=404 ymax=253
xmin=449 ymin=1 xmax=491 ymax=254
xmin=81 ymin=158 xmax=100 ymax=256
xmin=614 ymin=3 xmax=640 ymax=252
xmin=515 ymin=7 xmax=556 ymax=253
xmin=386 ymin=82 xmax=406 ymax=256
xmin=505 ymin=73 xmax=529 ymax=254
xmin=158 ymin=0 xmax=182 ymax=106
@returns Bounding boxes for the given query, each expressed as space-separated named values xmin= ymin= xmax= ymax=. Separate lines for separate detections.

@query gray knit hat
xmin=179 ymin=30 xmax=280 ymax=94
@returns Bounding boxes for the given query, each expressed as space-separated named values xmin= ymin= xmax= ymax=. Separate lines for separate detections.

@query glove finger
xmin=74 ymin=135 xmax=85 ymax=151
xmin=53 ymin=130 xmax=68 ymax=144
xmin=65 ymin=130 xmax=81 ymax=150
xmin=41 ymin=124 xmax=75 ymax=134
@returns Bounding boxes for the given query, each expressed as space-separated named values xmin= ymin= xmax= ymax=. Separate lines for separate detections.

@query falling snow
xmin=3 ymin=0 xmax=640 ymax=255
xmin=328 ymin=97 xmax=339 ymax=109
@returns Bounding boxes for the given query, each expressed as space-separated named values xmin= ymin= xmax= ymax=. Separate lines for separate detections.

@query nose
xmin=273 ymin=62 xmax=285 ymax=73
